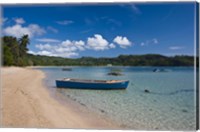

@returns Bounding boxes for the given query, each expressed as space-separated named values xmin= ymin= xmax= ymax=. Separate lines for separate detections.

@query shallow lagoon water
xmin=36 ymin=66 xmax=196 ymax=130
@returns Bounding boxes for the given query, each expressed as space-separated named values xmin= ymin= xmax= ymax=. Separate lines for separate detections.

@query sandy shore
xmin=1 ymin=67 xmax=119 ymax=128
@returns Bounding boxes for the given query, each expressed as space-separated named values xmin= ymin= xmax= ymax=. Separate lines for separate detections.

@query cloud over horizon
xmin=169 ymin=46 xmax=185 ymax=50
xmin=36 ymin=38 xmax=60 ymax=43
xmin=32 ymin=39 xmax=86 ymax=58
xmin=140 ymin=38 xmax=158 ymax=46
xmin=86 ymin=34 xmax=115 ymax=51
xmin=30 ymin=34 xmax=132 ymax=58
xmin=113 ymin=36 xmax=132 ymax=48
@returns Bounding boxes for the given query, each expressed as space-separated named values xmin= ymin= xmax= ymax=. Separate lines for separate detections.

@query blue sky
xmin=1 ymin=2 xmax=197 ymax=58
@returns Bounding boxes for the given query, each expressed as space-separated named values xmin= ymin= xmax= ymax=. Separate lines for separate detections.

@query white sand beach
xmin=1 ymin=67 xmax=119 ymax=129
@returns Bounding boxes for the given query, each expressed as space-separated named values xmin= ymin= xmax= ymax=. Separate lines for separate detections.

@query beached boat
xmin=56 ymin=78 xmax=129 ymax=90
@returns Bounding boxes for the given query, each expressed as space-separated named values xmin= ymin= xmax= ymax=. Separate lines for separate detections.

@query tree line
xmin=2 ymin=35 xmax=196 ymax=66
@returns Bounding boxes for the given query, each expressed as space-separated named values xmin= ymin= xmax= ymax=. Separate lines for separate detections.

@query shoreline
xmin=1 ymin=67 xmax=120 ymax=129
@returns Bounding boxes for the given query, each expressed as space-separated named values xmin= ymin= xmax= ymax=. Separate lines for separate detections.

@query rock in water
xmin=144 ymin=89 xmax=150 ymax=93
xmin=107 ymin=72 xmax=123 ymax=76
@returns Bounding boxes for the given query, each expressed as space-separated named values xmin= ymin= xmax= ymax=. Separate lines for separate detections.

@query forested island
xmin=2 ymin=35 xmax=196 ymax=67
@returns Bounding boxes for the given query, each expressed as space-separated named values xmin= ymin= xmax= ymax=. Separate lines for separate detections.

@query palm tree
xmin=18 ymin=35 xmax=30 ymax=57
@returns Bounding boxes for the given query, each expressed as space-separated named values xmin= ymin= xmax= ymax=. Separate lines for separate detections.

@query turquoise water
xmin=36 ymin=66 xmax=196 ymax=130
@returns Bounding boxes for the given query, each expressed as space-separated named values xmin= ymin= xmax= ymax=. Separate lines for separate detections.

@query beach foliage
xmin=2 ymin=35 xmax=30 ymax=66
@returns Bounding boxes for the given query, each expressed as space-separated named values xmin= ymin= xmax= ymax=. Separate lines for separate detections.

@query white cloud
xmin=33 ymin=39 xmax=85 ymax=58
xmin=61 ymin=40 xmax=74 ymax=47
xmin=4 ymin=24 xmax=30 ymax=38
xmin=56 ymin=20 xmax=74 ymax=25
xmin=14 ymin=18 xmax=25 ymax=24
xmin=47 ymin=26 xmax=58 ymax=33
xmin=35 ymin=44 xmax=52 ymax=50
xmin=27 ymin=50 xmax=36 ymax=55
xmin=62 ymin=40 xmax=85 ymax=51
xmin=113 ymin=36 xmax=131 ymax=48
xmin=55 ymin=46 xmax=77 ymax=53
xmin=3 ymin=24 xmax=46 ymax=38
xmin=29 ymin=49 xmax=79 ymax=57
xmin=33 ymin=35 xmax=117 ymax=58
xmin=109 ymin=43 xmax=116 ymax=49
xmin=29 ymin=34 xmax=135 ymax=58
xmin=55 ymin=52 xmax=79 ymax=57
xmin=36 ymin=38 xmax=60 ymax=43
xmin=29 ymin=24 xmax=46 ymax=36
xmin=152 ymin=38 xmax=158 ymax=44
xmin=74 ymin=40 xmax=85 ymax=51
xmin=37 ymin=50 xmax=52 ymax=56
xmin=169 ymin=46 xmax=185 ymax=50
xmin=87 ymin=34 xmax=110 ymax=51
xmin=33 ymin=34 xmax=118 ymax=58
xmin=140 ymin=38 xmax=159 ymax=46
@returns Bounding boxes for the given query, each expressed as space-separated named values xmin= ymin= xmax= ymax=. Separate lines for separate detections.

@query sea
xmin=35 ymin=66 xmax=197 ymax=130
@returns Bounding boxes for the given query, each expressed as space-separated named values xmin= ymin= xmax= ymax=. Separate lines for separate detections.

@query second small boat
xmin=56 ymin=78 xmax=129 ymax=90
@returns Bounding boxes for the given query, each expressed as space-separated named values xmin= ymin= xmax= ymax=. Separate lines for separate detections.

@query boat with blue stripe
xmin=56 ymin=78 xmax=129 ymax=90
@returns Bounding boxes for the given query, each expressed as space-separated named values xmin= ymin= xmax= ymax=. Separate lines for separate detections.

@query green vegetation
xmin=2 ymin=35 xmax=31 ymax=66
xmin=2 ymin=35 xmax=195 ymax=66
xmin=27 ymin=54 xmax=194 ymax=66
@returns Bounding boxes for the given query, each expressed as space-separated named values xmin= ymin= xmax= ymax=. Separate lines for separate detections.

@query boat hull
xmin=56 ymin=80 xmax=129 ymax=90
